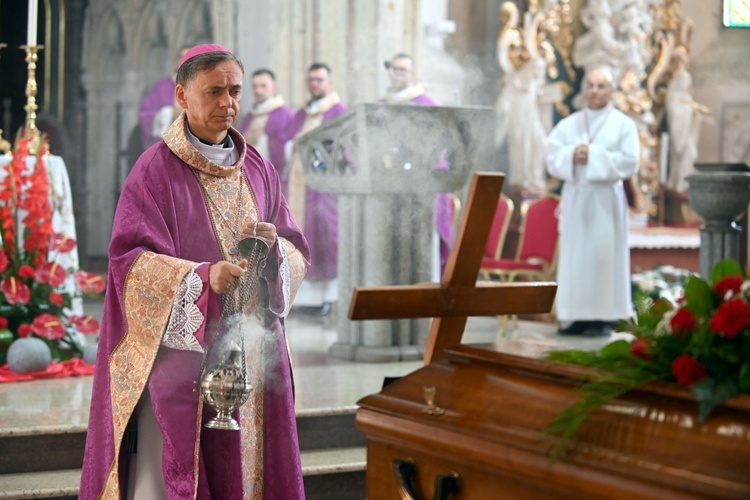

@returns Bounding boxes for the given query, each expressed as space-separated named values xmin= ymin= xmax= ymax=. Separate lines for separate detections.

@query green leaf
xmin=711 ymin=259 xmax=743 ymax=284
xmin=599 ymin=340 xmax=632 ymax=361
xmin=739 ymin=362 xmax=750 ymax=393
xmin=691 ymin=377 xmax=739 ymax=424
xmin=684 ymin=275 xmax=713 ymax=317
xmin=547 ymin=349 xmax=599 ymax=366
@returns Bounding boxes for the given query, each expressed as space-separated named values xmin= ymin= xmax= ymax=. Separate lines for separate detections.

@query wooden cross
xmin=348 ymin=172 xmax=557 ymax=364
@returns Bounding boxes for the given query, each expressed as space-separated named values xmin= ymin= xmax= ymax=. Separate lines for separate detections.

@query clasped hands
xmin=573 ymin=145 xmax=589 ymax=165
xmin=209 ymin=218 xmax=278 ymax=295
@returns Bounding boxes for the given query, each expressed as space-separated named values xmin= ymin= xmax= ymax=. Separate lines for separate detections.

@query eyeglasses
xmin=390 ymin=67 xmax=410 ymax=74
xmin=306 ymin=77 xmax=327 ymax=83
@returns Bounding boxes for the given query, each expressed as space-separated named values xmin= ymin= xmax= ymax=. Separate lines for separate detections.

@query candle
xmin=27 ymin=0 xmax=38 ymax=47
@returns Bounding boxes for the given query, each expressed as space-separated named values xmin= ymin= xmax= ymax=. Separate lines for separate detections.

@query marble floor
xmin=0 ymin=302 xmax=631 ymax=434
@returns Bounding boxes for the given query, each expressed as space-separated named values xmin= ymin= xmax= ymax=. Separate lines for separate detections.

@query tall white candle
xmin=27 ymin=0 xmax=38 ymax=47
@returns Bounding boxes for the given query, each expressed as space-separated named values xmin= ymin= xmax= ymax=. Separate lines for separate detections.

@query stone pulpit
xmin=297 ymin=103 xmax=493 ymax=362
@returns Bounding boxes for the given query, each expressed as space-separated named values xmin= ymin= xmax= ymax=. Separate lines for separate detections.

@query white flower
xmin=654 ymin=308 xmax=676 ymax=337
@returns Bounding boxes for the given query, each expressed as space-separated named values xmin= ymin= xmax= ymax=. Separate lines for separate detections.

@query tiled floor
xmin=0 ymin=302 xmax=630 ymax=434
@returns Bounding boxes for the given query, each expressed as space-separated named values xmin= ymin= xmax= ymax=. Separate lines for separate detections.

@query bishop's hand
xmin=209 ymin=259 xmax=248 ymax=294
xmin=240 ymin=219 xmax=277 ymax=253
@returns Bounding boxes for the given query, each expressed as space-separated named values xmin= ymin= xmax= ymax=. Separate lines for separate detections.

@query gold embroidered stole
xmin=101 ymin=252 xmax=196 ymax=499
xmin=243 ymin=95 xmax=285 ymax=159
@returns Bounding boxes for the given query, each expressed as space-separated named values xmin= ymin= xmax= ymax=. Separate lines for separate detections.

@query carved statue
xmin=571 ymin=0 xmax=621 ymax=108
xmin=666 ymin=46 xmax=710 ymax=193
xmin=494 ymin=1 xmax=549 ymax=193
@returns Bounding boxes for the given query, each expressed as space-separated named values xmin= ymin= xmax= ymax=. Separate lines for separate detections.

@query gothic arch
xmin=130 ymin=3 xmax=169 ymax=74
xmin=173 ymin=0 xmax=214 ymax=48
xmin=81 ymin=3 xmax=128 ymax=259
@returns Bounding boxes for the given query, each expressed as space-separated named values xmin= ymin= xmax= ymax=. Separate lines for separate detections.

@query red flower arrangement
xmin=0 ymin=132 xmax=105 ymax=364
xmin=545 ymin=259 xmax=750 ymax=457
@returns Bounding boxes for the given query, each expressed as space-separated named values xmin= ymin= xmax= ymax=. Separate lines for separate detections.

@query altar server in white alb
xmin=546 ymin=68 xmax=640 ymax=337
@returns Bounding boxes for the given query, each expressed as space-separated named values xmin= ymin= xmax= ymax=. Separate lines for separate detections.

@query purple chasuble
xmin=138 ymin=76 xmax=176 ymax=151
xmin=410 ymin=94 xmax=438 ymax=106
xmin=289 ymin=102 xmax=348 ymax=281
xmin=239 ymin=105 xmax=294 ymax=193
xmin=80 ymin=123 xmax=309 ymax=499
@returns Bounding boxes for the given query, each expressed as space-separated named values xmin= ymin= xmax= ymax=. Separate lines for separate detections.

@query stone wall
xmin=685 ymin=0 xmax=750 ymax=163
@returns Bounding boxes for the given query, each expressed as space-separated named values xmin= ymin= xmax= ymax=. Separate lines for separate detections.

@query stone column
xmin=686 ymin=172 xmax=750 ymax=277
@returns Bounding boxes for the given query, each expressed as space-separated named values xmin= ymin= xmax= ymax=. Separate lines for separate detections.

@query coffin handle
xmin=433 ymin=472 xmax=460 ymax=500
xmin=392 ymin=459 xmax=420 ymax=500
xmin=392 ymin=459 xmax=461 ymax=500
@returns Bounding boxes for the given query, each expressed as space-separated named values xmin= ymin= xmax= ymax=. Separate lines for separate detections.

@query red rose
xmin=0 ymin=316 xmax=7 ymax=329
xmin=630 ymin=338 xmax=651 ymax=359
xmin=670 ymin=308 xmax=696 ymax=337
xmin=713 ymin=275 xmax=744 ymax=298
xmin=49 ymin=292 xmax=64 ymax=307
xmin=31 ymin=313 xmax=66 ymax=340
xmin=672 ymin=354 xmax=708 ymax=387
xmin=18 ymin=323 xmax=32 ymax=338
xmin=18 ymin=265 xmax=36 ymax=279
xmin=709 ymin=298 xmax=749 ymax=338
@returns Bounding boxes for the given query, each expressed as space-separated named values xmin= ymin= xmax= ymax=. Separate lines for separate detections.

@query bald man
xmin=546 ymin=69 xmax=640 ymax=337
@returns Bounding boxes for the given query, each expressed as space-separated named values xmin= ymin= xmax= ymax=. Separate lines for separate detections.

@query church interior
xmin=1 ymin=0 xmax=750 ymax=498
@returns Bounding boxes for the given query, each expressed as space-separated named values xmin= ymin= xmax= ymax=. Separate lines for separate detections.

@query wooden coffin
xmin=356 ymin=343 xmax=750 ymax=499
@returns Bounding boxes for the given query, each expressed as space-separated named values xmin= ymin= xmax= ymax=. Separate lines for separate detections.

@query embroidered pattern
xmin=163 ymin=112 xmax=247 ymax=177
xmin=102 ymin=251 xmax=194 ymax=499
xmin=163 ymin=265 xmax=205 ymax=352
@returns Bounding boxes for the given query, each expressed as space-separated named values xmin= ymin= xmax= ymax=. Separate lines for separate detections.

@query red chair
xmin=479 ymin=195 xmax=560 ymax=335
xmin=480 ymin=194 xmax=560 ymax=283
xmin=478 ymin=194 xmax=514 ymax=280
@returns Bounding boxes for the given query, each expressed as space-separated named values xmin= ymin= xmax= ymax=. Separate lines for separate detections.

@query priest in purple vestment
xmin=287 ymin=62 xmax=347 ymax=314
xmin=238 ymin=69 xmax=294 ymax=197
xmin=137 ymin=47 xmax=190 ymax=151
xmin=382 ymin=53 xmax=454 ymax=276
xmin=80 ymin=44 xmax=309 ymax=500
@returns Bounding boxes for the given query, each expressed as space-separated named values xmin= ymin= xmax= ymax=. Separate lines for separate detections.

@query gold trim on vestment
xmin=287 ymin=92 xmax=340 ymax=228
xmin=100 ymin=251 xmax=196 ymax=499
xmin=164 ymin=112 xmax=247 ymax=178
xmin=166 ymin=114 xmax=267 ymax=494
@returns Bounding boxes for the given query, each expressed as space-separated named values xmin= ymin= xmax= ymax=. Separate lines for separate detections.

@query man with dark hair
xmin=80 ymin=44 xmax=309 ymax=499
xmin=286 ymin=62 xmax=347 ymax=315
xmin=238 ymin=68 xmax=294 ymax=196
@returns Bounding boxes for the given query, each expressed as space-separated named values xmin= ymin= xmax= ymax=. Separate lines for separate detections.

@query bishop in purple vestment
xmin=80 ymin=45 xmax=309 ymax=500
xmin=238 ymin=69 xmax=294 ymax=197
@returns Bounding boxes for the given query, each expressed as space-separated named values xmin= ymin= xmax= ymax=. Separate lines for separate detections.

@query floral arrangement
xmin=545 ymin=259 xmax=750 ymax=457
xmin=631 ymin=264 xmax=694 ymax=305
xmin=0 ymin=132 xmax=105 ymax=366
